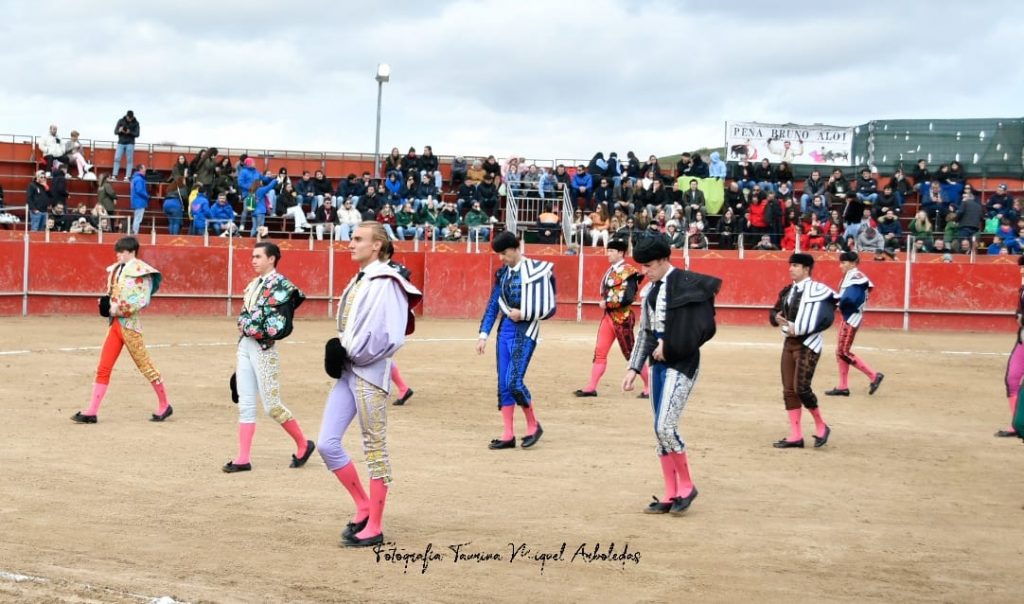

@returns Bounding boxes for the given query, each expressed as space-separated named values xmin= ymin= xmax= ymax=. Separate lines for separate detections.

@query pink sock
xmin=332 ymin=462 xmax=370 ymax=523
xmin=355 ymin=478 xmax=388 ymax=539
xmin=280 ymin=419 xmax=308 ymax=456
xmin=808 ymin=408 xmax=827 ymax=438
xmin=151 ymin=381 xmax=169 ymax=414
xmin=85 ymin=382 xmax=108 ymax=416
xmin=235 ymin=422 xmax=256 ymax=465
xmin=501 ymin=405 xmax=515 ymax=440
xmin=390 ymin=364 xmax=409 ymax=397
xmin=852 ymin=358 xmax=876 ymax=381
xmin=669 ymin=452 xmax=694 ymax=497
xmin=639 ymin=365 xmax=650 ymax=395
xmin=787 ymin=408 xmax=803 ymax=441
xmin=837 ymin=360 xmax=850 ymax=390
xmin=1008 ymin=396 xmax=1018 ymax=431
xmin=658 ymin=455 xmax=677 ymax=500
xmin=584 ymin=360 xmax=607 ymax=392
xmin=521 ymin=405 xmax=538 ymax=435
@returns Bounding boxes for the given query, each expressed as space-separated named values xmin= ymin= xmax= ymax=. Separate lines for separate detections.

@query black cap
xmin=608 ymin=238 xmax=629 ymax=253
xmin=788 ymin=253 xmax=814 ymax=268
xmin=839 ymin=251 xmax=859 ymax=263
xmin=632 ymin=235 xmax=671 ymax=263
xmin=126 ymin=110 xmax=134 ymax=117
xmin=491 ymin=231 xmax=520 ymax=253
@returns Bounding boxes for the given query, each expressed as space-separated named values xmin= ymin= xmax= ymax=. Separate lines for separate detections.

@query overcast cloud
xmin=2 ymin=0 xmax=1021 ymax=162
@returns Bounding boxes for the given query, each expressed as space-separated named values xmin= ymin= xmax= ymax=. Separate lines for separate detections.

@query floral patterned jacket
xmin=107 ymin=258 xmax=162 ymax=333
xmin=601 ymin=260 xmax=643 ymax=325
xmin=238 ymin=272 xmax=306 ymax=350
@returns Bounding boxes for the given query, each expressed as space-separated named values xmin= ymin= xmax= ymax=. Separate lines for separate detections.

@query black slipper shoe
xmin=150 ymin=405 xmax=174 ymax=422
xmin=290 ymin=440 xmax=316 ymax=468
xmin=393 ymin=388 xmax=415 ymax=406
xmin=71 ymin=412 xmax=97 ymax=424
xmin=222 ymin=461 xmax=252 ymax=473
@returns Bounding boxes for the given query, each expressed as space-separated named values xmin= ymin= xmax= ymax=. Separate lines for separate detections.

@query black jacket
xmin=27 ymin=181 xmax=50 ymax=212
xmin=114 ymin=116 xmax=140 ymax=145
xmin=633 ymin=269 xmax=721 ymax=378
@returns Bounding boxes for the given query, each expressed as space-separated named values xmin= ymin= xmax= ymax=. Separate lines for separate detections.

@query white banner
xmin=725 ymin=121 xmax=854 ymax=166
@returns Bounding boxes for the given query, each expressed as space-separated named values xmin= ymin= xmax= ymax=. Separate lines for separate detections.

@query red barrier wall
xmin=0 ymin=239 xmax=1018 ymax=332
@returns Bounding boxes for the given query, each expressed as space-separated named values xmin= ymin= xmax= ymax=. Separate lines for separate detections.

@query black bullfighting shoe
xmin=773 ymin=438 xmax=805 ymax=449
xmin=488 ymin=437 xmax=516 ymax=450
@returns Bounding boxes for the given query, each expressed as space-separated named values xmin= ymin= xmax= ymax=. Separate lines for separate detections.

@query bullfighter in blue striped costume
xmin=825 ymin=251 xmax=884 ymax=397
xmin=476 ymin=231 xmax=556 ymax=450
xmin=623 ymin=235 xmax=721 ymax=516
xmin=769 ymin=253 xmax=838 ymax=449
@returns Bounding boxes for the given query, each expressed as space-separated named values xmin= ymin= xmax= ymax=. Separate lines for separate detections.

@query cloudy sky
xmin=2 ymin=0 xmax=1021 ymax=163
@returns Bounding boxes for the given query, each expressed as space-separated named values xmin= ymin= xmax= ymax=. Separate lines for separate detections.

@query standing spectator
xmin=130 ymin=165 xmax=150 ymax=235
xmin=312 ymin=194 xmax=341 ymax=241
xmin=169 ymin=154 xmax=189 ymax=183
xmin=194 ymin=148 xmax=218 ymax=188
xmin=163 ymin=189 xmax=184 ymax=235
xmin=40 ymin=124 xmax=69 ymax=170
xmin=247 ymin=178 xmax=278 ymax=238
xmin=475 ymin=174 xmax=500 ymax=217
xmin=624 ymin=151 xmax=641 ymax=180
xmin=188 ymin=187 xmax=209 ymax=236
xmin=538 ymin=167 xmax=556 ymax=199
xmin=97 ymin=173 xmax=117 ymax=214
xmin=112 ymin=110 xmax=140 ymax=180
xmin=956 ymin=189 xmax=984 ymax=246
xmin=450 ymin=156 xmax=468 ymax=189
xmin=50 ymin=162 xmax=69 ymax=207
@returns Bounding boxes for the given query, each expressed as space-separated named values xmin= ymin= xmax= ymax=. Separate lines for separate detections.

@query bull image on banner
xmin=726 ymin=121 xmax=854 ymax=166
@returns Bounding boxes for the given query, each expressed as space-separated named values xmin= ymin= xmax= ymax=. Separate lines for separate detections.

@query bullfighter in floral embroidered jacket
xmin=72 ymin=237 xmax=173 ymax=424
xmin=223 ymin=242 xmax=316 ymax=474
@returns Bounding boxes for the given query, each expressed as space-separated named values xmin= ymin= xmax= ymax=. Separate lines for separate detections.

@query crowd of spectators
xmin=16 ymin=112 xmax=1018 ymax=257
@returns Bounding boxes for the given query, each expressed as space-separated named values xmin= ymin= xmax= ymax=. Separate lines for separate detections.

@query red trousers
xmin=95 ymin=320 xmax=161 ymax=385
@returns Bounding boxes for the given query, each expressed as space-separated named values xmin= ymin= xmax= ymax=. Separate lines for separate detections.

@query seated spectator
xmin=503 ymin=157 xmax=522 ymax=194
xmin=687 ymin=224 xmax=708 ymax=249
xmin=482 ymin=155 xmax=502 ymax=182
xmin=776 ymin=181 xmax=794 ymax=206
xmin=753 ymin=234 xmax=778 ymax=250
xmin=312 ymin=170 xmax=333 ymax=211
xmin=395 ymin=203 xmax=423 ymax=240
xmin=336 ymin=197 xmax=363 ymax=241
xmin=708 ymin=151 xmax=726 ymax=179
xmin=724 ymin=181 xmax=745 ymax=217
xmin=384 ymin=147 xmax=403 ymax=179
xmin=887 ymin=168 xmax=912 ymax=207
xmin=690 ymin=210 xmax=706 ymax=234
xmin=909 ymin=211 xmax=934 ymax=247
xmin=456 ymin=180 xmax=478 ymax=215
xmin=416 ymin=173 xmax=439 ymax=211
xmin=553 ymin=164 xmax=571 ymax=196
xmin=681 ymin=179 xmax=706 ymax=222
xmin=163 ymin=190 xmax=184 ymax=235
xmin=49 ymin=203 xmax=70 ymax=232
xmin=997 ymin=221 xmax=1021 ymax=255
xmin=874 ymin=185 xmax=900 ymax=219
xmin=822 ymin=223 xmax=846 ymax=251
xmin=805 ymin=218 xmax=825 ymax=250
xmin=420 ymin=201 xmax=445 ymax=240
xmin=922 ymin=181 xmax=948 ymax=226
xmin=50 ymin=163 xmax=69 ymax=207
xmin=589 ymin=203 xmax=610 ymax=248
xmin=451 ymin=156 xmax=468 ymax=189
xmin=877 ymin=209 xmax=903 ymax=253
xmin=443 ymin=222 xmax=463 ymax=242
xmin=69 ymin=212 xmax=97 ymax=234
xmin=731 ymin=158 xmax=757 ymax=193
xmin=856 ymin=225 xmax=887 ymax=258
xmin=40 ymin=124 xmax=69 ymax=170
xmin=538 ymin=167 xmax=556 ymax=199
xmin=295 ymin=171 xmax=318 ymax=213
xmin=208 ymin=192 xmax=239 ymax=237
xmin=855 ymin=168 xmax=878 ymax=205
xmin=775 ymin=161 xmax=794 ymax=189
xmin=717 ymin=207 xmax=743 ymax=250
xmin=912 ymin=238 xmax=930 ymax=254
xmin=421 ymin=145 xmax=441 ymax=190
xmin=931 ymin=239 xmax=949 ymax=254
xmin=64 ymin=130 xmax=93 ymax=178
xmin=911 ymin=159 xmax=931 ymax=196
xmin=312 ymin=195 xmax=341 ymax=241
xmin=754 ymin=159 xmax=776 ymax=193
xmin=466 ymin=159 xmax=486 ymax=186
xmin=400 ymin=174 xmax=418 ymax=209
xmin=383 ymin=171 xmax=404 ymax=206
xmin=335 ymin=173 xmax=361 ymax=204
xmin=780 ymin=219 xmax=807 ymax=251
xmin=690 ymin=153 xmax=710 ymax=178
xmin=277 ymin=181 xmax=311 ymax=233
xmin=827 ymin=168 xmax=850 ymax=206
xmin=957 ymin=238 xmax=973 ymax=255
xmin=987 ymin=237 xmax=1009 ymax=256
xmin=359 ymin=185 xmax=383 ymax=217
xmin=464 ymin=200 xmax=491 ymax=242
xmin=571 ymin=164 xmax=594 ymax=211
xmin=593 ymin=176 xmax=614 ymax=207
xmin=377 ymin=203 xmax=398 ymax=240
xmin=401 ymin=147 xmax=420 ymax=177
xmin=640 ymin=155 xmax=661 ymax=181
xmin=807 ymin=194 xmax=829 ymax=223
xmin=987 ymin=183 xmax=1015 ymax=219
xmin=605 ymin=152 xmax=623 ymax=186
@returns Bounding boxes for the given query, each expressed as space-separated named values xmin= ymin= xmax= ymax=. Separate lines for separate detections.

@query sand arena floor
xmin=0 ymin=317 xmax=1021 ymax=603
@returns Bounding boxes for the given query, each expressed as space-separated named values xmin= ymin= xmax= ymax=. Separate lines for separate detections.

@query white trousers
xmin=236 ymin=337 xmax=294 ymax=424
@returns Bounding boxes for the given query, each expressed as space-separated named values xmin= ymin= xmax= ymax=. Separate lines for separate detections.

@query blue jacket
xmin=162 ymin=196 xmax=183 ymax=214
xmin=572 ymin=173 xmax=593 ymax=191
xmin=709 ymin=152 xmax=727 ymax=179
xmin=238 ymin=166 xmax=272 ymax=194
xmin=838 ymin=283 xmax=868 ymax=322
xmin=253 ymin=181 xmax=277 ymax=216
xmin=130 ymin=172 xmax=150 ymax=209
xmin=208 ymin=201 xmax=236 ymax=224
xmin=190 ymin=194 xmax=211 ymax=229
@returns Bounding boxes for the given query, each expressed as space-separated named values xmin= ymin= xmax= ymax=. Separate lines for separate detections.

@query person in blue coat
xmin=208 ymin=192 xmax=238 ymax=236
xmin=162 ymin=192 xmax=184 ymax=235
xmin=238 ymin=158 xmax=275 ymax=232
xmin=130 ymin=165 xmax=150 ymax=235
xmin=708 ymin=151 xmax=727 ymax=179
xmin=248 ymin=179 xmax=279 ymax=237
xmin=189 ymin=188 xmax=211 ymax=235
xmin=571 ymin=165 xmax=594 ymax=211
